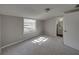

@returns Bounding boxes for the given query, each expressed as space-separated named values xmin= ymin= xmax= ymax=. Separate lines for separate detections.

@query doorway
xmin=56 ymin=17 xmax=63 ymax=37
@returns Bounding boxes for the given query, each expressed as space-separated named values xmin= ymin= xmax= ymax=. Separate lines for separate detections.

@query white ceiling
xmin=0 ymin=4 xmax=76 ymax=20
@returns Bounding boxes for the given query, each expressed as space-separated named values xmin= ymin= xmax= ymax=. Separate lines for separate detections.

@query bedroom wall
xmin=1 ymin=15 xmax=43 ymax=47
xmin=0 ymin=15 xmax=2 ymax=54
xmin=23 ymin=20 xmax=43 ymax=40
xmin=43 ymin=18 xmax=58 ymax=37
xmin=2 ymin=15 xmax=23 ymax=46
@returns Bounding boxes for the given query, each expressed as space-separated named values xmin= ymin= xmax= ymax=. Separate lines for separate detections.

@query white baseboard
xmin=1 ymin=34 xmax=41 ymax=49
xmin=64 ymin=42 xmax=79 ymax=51
xmin=1 ymin=38 xmax=27 ymax=49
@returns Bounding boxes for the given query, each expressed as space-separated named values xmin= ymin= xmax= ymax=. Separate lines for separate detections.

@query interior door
xmin=63 ymin=12 xmax=79 ymax=50
xmin=0 ymin=16 xmax=2 ymax=54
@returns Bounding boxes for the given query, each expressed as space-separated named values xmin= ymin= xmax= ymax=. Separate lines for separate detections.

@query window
xmin=24 ymin=18 xmax=36 ymax=34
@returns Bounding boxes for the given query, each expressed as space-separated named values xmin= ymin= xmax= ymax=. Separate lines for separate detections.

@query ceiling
xmin=0 ymin=4 xmax=76 ymax=20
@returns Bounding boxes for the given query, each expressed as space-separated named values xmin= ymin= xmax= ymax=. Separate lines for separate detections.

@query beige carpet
xmin=2 ymin=35 xmax=79 ymax=55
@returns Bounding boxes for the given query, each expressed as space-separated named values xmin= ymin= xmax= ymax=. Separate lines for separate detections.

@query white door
xmin=63 ymin=12 xmax=79 ymax=50
xmin=0 ymin=16 xmax=2 ymax=54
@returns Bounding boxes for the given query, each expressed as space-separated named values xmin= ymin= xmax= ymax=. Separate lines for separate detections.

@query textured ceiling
xmin=0 ymin=4 xmax=76 ymax=20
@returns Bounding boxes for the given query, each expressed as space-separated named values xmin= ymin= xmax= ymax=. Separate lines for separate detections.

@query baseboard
xmin=1 ymin=34 xmax=41 ymax=49
xmin=64 ymin=42 xmax=79 ymax=51
xmin=45 ymin=34 xmax=56 ymax=38
xmin=1 ymin=38 xmax=27 ymax=49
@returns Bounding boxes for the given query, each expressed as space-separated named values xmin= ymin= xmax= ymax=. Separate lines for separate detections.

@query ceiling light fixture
xmin=45 ymin=8 xmax=51 ymax=13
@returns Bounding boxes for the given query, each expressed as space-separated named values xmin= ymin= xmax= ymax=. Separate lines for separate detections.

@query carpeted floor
xmin=2 ymin=35 xmax=79 ymax=55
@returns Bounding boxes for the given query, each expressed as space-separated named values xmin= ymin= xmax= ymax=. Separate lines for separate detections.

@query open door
xmin=56 ymin=18 xmax=63 ymax=37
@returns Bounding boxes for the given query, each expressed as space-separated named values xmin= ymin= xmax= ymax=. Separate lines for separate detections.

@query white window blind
xmin=24 ymin=18 xmax=36 ymax=34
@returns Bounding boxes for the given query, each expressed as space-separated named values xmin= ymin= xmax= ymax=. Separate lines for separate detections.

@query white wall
xmin=23 ymin=20 xmax=43 ymax=40
xmin=2 ymin=15 xmax=23 ymax=46
xmin=44 ymin=18 xmax=57 ymax=37
xmin=0 ymin=15 xmax=2 ymax=54
xmin=63 ymin=12 xmax=79 ymax=50
xmin=1 ymin=15 xmax=43 ymax=47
